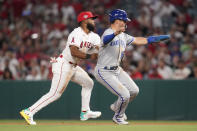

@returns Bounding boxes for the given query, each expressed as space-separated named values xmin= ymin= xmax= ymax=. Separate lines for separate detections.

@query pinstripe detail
xmin=97 ymin=69 xmax=123 ymax=118
xmin=30 ymin=62 xmax=65 ymax=112
xmin=127 ymin=37 xmax=134 ymax=46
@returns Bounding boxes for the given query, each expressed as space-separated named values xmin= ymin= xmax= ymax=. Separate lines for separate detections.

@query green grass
xmin=0 ymin=120 xmax=197 ymax=131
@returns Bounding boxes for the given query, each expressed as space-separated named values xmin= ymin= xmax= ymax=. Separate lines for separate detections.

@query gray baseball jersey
xmin=94 ymin=28 xmax=139 ymax=119
xmin=97 ymin=28 xmax=134 ymax=67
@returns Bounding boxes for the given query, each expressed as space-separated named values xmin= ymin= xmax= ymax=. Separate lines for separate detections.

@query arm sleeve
xmin=101 ymin=29 xmax=115 ymax=45
xmin=125 ymin=33 xmax=135 ymax=46
xmin=103 ymin=33 xmax=116 ymax=45
xmin=67 ymin=32 xmax=81 ymax=48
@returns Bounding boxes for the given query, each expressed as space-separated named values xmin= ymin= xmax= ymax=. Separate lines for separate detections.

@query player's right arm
xmin=68 ymin=31 xmax=97 ymax=60
xmin=102 ymin=27 xmax=125 ymax=45
xmin=70 ymin=45 xmax=97 ymax=60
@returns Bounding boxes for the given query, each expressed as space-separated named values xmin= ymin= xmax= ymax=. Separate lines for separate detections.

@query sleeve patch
xmin=71 ymin=37 xmax=75 ymax=43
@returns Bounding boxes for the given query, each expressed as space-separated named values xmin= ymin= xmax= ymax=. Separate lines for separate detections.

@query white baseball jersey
xmin=97 ymin=28 xmax=134 ymax=67
xmin=62 ymin=27 xmax=101 ymax=64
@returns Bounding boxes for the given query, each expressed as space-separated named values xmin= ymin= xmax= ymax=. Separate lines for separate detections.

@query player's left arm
xmin=132 ymin=37 xmax=148 ymax=45
xmin=132 ymin=35 xmax=171 ymax=45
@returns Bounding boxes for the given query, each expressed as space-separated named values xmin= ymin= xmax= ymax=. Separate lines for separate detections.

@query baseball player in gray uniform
xmin=94 ymin=9 xmax=170 ymax=125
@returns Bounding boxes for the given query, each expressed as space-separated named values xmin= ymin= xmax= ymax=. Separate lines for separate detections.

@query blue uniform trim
xmin=103 ymin=33 xmax=116 ymax=45
xmin=97 ymin=69 xmax=123 ymax=118
xmin=127 ymin=37 xmax=134 ymax=46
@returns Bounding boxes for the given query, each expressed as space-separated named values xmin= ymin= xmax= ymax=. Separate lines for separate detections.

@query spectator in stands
xmin=3 ymin=68 xmax=13 ymax=80
xmin=0 ymin=0 xmax=197 ymax=80
xmin=148 ymin=66 xmax=163 ymax=79
xmin=17 ymin=58 xmax=27 ymax=80
xmin=159 ymin=0 xmax=178 ymax=18
xmin=0 ymin=50 xmax=5 ymax=72
xmin=61 ymin=2 xmax=76 ymax=25
xmin=157 ymin=45 xmax=171 ymax=65
xmin=170 ymin=44 xmax=182 ymax=59
xmin=137 ymin=10 xmax=151 ymax=35
xmin=171 ymin=55 xmax=180 ymax=69
xmin=26 ymin=68 xmax=41 ymax=81
xmin=40 ymin=60 xmax=49 ymax=80
xmin=131 ymin=59 xmax=146 ymax=79
xmin=6 ymin=51 xmax=19 ymax=80
xmin=130 ymin=66 xmax=143 ymax=80
xmin=157 ymin=59 xmax=173 ymax=79
xmin=2 ymin=59 xmax=13 ymax=80
xmin=173 ymin=60 xmax=191 ymax=79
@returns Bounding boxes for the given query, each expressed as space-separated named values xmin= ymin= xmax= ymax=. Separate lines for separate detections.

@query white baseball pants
xmin=29 ymin=57 xmax=93 ymax=115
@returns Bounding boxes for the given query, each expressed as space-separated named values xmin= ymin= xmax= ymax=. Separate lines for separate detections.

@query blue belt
xmin=104 ymin=66 xmax=118 ymax=70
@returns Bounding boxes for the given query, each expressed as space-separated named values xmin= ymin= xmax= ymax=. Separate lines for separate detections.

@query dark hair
xmin=110 ymin=20 xmax=115 ymax=24
xmin=3 ymin=68 xmax=13 ymax=80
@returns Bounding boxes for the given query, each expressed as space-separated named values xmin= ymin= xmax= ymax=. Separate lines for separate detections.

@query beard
xmin=87 ymin=23 xmax=95 ymax=31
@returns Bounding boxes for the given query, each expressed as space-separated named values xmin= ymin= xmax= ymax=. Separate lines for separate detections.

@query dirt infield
xmin=0 ymin=122 xmax=197 ymax=126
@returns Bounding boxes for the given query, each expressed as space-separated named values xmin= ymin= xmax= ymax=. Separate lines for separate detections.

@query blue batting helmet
xmin=109 ymin=9 xmax=131 ymax=23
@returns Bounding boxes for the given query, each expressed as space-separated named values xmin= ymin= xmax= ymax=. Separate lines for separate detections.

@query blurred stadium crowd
xmin=0 ymin=0 xmax=197 ymax=80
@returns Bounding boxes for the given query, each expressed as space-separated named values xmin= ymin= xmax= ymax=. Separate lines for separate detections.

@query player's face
xmin=85 ymin=18 xmax=95 ymax=31
xmin=87 ymin=18 xmax=95 ymax=26
xmin=115 ymin=19 xmax=126 ymax=32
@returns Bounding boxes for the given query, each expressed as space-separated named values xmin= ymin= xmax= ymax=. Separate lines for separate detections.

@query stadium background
xmin=0 ymin=0 xmax=197 ymax=121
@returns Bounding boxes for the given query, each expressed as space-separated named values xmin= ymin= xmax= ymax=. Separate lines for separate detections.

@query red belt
xmin=59 ymin=54 xmax=77 ymax=67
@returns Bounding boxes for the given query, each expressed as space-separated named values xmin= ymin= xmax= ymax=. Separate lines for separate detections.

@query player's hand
xmin=90 ymin=53 xmax=98 ymax=60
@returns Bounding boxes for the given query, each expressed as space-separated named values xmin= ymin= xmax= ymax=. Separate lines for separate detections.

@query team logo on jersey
xmin=80 ymin=41 xmax=93 ymax=48
xmin=110 ymin=40 xmax=126 ymax=48
xmin=71 ymin=37 xmax=75 ymax=43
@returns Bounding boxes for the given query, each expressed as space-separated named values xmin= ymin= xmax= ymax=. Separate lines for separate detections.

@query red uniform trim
xmin=30 ymin=62 xmax=64 ymax=112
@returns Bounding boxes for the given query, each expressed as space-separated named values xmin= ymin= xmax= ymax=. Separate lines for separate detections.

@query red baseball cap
xmin=77 ymin=11 xmax=98 ymax=23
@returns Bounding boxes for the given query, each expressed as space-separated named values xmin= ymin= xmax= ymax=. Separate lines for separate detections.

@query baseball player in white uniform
xmin=94 ymin=9 xmax=170 ymax=125
xmin=20 ymin=11 xmax=101 ymax=125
